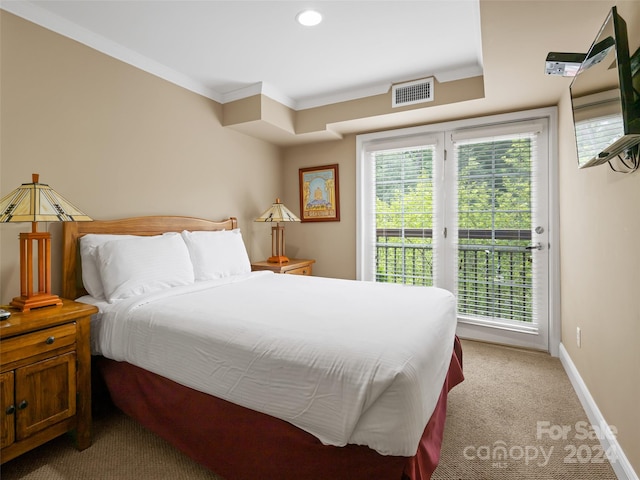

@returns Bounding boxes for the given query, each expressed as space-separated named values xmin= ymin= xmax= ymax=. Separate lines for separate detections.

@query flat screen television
xmin=570 ymin=6 xmax=640 ymax=169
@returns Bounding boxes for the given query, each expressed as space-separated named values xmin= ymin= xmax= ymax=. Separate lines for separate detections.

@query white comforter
xmin=84 ymin=271 xmax=457 ymax=456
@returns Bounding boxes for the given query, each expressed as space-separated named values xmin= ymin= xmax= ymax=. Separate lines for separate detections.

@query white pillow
xmin=96 ymin=232 xmax=195 ymax=303
xmin=80 ymin=234 xmax=138 ymax=299
xmin=181 ymin=229 xmax=251 ymax=280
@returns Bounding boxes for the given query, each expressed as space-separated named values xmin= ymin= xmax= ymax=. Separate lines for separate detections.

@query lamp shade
xmin=0 ymin=174 xmax=92 ymax=223
xmin=254 ymin=198 xmax=300 ymax=223
xmin=254 ymin=198 xmax=299 ymax=264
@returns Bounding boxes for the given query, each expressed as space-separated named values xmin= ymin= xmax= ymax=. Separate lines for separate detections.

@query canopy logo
xmin=462 ymin=420 xmax=618 ymax=469
xmin=463 ymin=441 xmax=553 ymax=468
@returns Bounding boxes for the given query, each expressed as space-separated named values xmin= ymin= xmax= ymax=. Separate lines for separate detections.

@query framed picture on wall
xmin=299 ymin=164 xmax=340 ymax=222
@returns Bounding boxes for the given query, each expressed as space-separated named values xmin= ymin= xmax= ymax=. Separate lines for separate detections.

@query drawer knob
xmin=45 ymin=336 xmax=55 ymax=345
xmin=17 ymin=400 xmax=28 ymax=410
xmin=5 ymin=404 xmax=15 ymax=415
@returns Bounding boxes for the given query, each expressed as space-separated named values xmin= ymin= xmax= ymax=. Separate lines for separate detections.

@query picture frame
xmin=299 ymin=164 xmax=340 ymax=222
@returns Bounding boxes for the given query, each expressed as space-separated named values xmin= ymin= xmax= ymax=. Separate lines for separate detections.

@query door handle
xmin=525 ymin=242 xmax=543 ymax=251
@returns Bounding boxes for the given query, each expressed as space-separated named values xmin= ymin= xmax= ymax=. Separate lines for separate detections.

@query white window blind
xmin=453 ymin=128 xmax=541 ymax=324
xmin=358 ymin=132 xmax=442 ymax=285
xmin=373 ymin=145 xmax=437 ymax=285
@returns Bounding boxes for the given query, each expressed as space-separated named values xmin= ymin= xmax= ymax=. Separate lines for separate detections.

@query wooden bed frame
xmin=61 ymin=215 xmax=463 ymax=480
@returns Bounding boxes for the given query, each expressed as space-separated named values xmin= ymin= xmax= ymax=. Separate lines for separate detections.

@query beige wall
xmin=558 ymin=87 xmax=640 ymax=470
xmin=282 ymin=135 xmax=357 ymax=279
xmin=0 ymin=12 xmax=281 ymax=303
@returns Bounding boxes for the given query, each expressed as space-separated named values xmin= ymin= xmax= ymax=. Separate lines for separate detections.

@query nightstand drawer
xmin=0 ymin=323 xmax=76 ymax=366
xmin=286 ymin=265 xmax=312 ymax=276
xmin=251 ymin=259 xmax=315 ymax=275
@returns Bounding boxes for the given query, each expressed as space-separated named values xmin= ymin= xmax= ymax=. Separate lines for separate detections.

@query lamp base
xmin=10 ymin=293 xmax=63 ymax=313
xmin=267 ymin=255 xmax=290 ymax=264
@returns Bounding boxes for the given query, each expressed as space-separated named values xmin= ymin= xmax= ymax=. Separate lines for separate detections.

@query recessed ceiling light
xmin=296 ymin=10 xmax=322 ymax=27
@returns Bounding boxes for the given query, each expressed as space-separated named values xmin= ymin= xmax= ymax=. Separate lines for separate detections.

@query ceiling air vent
xmin=392 ymin=77 xmax=434 ymax=108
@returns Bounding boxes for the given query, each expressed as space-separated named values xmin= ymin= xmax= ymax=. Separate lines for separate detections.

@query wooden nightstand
xmin=0 ymin=299 xmax=97 ymax=463
xmin=251 ymin=258 xmax=315 ymax=276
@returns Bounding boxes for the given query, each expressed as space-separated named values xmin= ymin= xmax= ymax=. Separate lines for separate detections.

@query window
xmin=357 ymin=133 xmax=443 ymax=287
xmin=374 ymin=144 xmax=436 ymax=285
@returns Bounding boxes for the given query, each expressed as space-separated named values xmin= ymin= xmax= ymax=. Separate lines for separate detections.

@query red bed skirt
xmin=97 ymin=336 xmax=463 ymax=480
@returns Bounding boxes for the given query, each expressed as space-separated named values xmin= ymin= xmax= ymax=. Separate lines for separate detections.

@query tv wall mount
xmin=545 ymin=52 xmax=586 ymax=77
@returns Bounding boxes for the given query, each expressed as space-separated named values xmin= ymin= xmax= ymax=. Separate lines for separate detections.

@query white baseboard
xmin=559 ymin=343 xmax=638 ymax=480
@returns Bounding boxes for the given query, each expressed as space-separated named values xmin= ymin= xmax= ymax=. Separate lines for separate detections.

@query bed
xmin=61 ymin=215 xmax=463 ymax=480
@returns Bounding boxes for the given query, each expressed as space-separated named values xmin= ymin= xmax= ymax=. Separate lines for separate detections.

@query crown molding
xmin=1 ymin=1 xmax=483 ymax=112
xmin=1 ymin=1 xmax=222 ymax=102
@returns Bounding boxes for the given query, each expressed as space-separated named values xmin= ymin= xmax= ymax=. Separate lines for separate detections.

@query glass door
xmin=447 ymin=120 xmax=550 ymax=351
xmin=357 ymin=113 xmax=555 ymax=352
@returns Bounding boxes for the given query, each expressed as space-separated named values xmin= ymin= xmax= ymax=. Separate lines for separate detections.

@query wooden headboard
xmin=62 ymin=216 xmax=238 ymax=300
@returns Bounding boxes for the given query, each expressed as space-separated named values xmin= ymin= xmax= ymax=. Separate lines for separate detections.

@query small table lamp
xmin=0 ymin=173 xmax=92 ymax=311
xmin=254 ymin=198 xmax=300 ymax=264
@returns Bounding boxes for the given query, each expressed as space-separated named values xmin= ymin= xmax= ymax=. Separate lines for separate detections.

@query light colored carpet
xmin=1 ymin=410 xmax=222 ymax=480
xmin=1 ymin=340 xmax=617 ymax=479
xmin=431 ymin=340 xmax=617 ymax=479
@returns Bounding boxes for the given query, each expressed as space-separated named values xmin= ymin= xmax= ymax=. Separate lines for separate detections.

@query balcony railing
xmin=375 ymin=228 xmax=534 ymax=322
